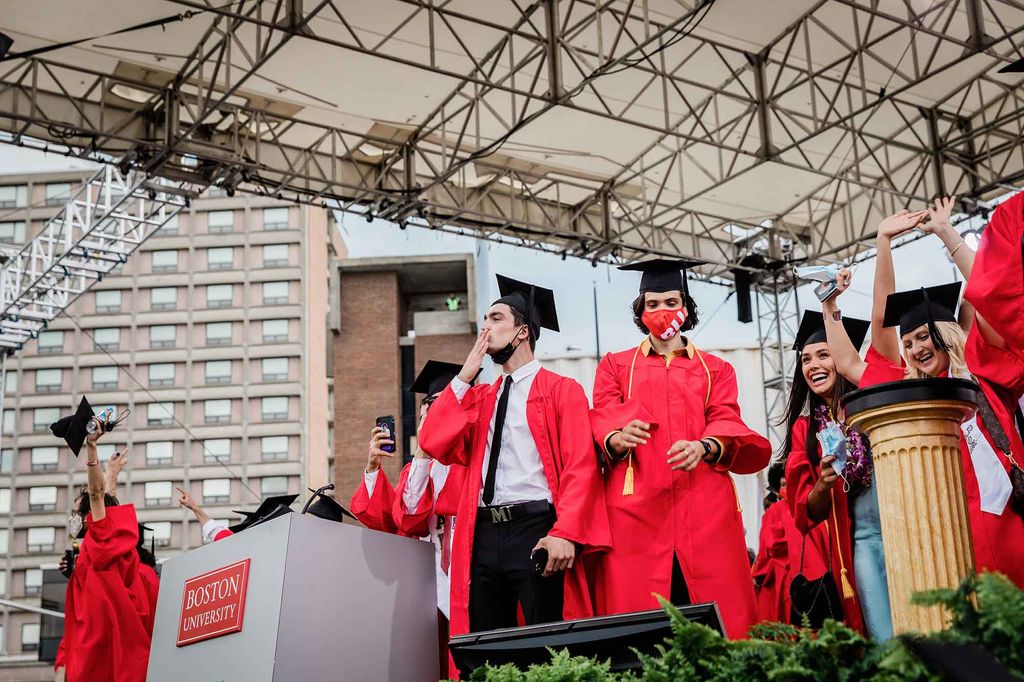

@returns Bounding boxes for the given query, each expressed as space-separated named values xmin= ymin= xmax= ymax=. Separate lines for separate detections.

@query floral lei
xmin=813 ymin=402 xmax=873 ymax=490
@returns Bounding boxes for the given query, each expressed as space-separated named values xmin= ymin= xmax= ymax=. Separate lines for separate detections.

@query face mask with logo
xmin=66 ymin=511 xmax=85 ymax=540
xmin=642 ymin=308 xmax=688 ymax=341
xmin=488 ymin=325 xmax=527 ymax=365
xmin=817 ymin=420 xmax=850 ymax=490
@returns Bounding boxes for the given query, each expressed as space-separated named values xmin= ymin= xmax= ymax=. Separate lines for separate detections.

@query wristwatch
xmin=699 ymin=439 xmax=713 ymax=457
xmin=831 ymin=309 xmax=842 ymax=322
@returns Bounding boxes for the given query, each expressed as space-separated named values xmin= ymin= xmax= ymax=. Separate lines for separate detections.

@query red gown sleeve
xmin=858 ymin=344 xmax=905 ymax=388
xmin=83 ymin=505 xmax=141 ymax=576
xmin=966 ymin=324 xmax=1024 ymax=398
xmin=391 ymin=462 xmax=433 ymax=538
xmin=751 ymin=507 xmax=777 ymax=581
xmin=589 ymin=353 xmax=656 ymax=452
xmin=549 ymin=379 xmax=612 ymax=554
xmin=784 ymin=419 xmax=820 ymax=535
xmin=349 ymin=467 xmax=398 ymax=534
xmin=965 ymin=192 xmax=1024 ymax=356
xmin=419 ymin=383 xmax=487 ymax=466
xmin=703 ymin=360 xmax=772 ymax=475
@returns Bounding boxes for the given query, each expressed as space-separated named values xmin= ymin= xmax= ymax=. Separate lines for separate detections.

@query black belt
xmin=477 ymin=500 xmax=554 ymax=524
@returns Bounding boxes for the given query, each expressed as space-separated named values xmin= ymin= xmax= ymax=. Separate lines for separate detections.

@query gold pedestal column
xmin=847 ymin=398 xmax=975 ymax=634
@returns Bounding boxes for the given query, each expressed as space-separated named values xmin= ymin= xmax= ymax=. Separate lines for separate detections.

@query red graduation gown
xmin=589 ymin=343 xmax=771 ymax=639
xmin=862 ymin=336 xmax=1024 ymax=588
xmin=349 ymin=466 xmax=400 ymax=534
xmin=784 ymin=417 xmax=866 ymax=634
xmin=418 ymin=367 xmax=612 ymax=642
xmin=391 ymin=461 xmax=466 ymax=538
xmin=62 ymin=504 xmax=158 ymax=682
xmin=965 ymin=191 xmax=1024 ymax=361
xmin=751 ymin=498 xmax=800 ymax=624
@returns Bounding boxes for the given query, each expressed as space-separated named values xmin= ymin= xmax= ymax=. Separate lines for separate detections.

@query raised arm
xmin=873 ymin=209 xmax=929 ymax=363
xmin=822 ymin=268 xmax=868 ymax=385
xmin=85 ymin=418 xmax=107 ymax=522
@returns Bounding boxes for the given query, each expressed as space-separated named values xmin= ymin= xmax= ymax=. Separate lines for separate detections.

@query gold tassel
xmin=622 ymin=453 xmax=634 ymax=496
xmin=840 ymin=567 xmax=855 ymax=599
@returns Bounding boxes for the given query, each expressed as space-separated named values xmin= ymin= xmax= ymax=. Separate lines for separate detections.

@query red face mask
xmin=642 ymin=307 xmax=688 ymax=341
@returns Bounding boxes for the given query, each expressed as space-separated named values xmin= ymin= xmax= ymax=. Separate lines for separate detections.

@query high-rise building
xmin=0 ymin=170 xmax=341 ymax=674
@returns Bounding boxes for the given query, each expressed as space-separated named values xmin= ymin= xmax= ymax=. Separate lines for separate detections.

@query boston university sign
xmin=176 ymin=559 xmax=251 ymax=647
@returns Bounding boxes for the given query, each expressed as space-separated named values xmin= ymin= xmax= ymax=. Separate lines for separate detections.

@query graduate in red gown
xmin=752 ymin=464 xmax=801 ymax=624
xmin=349 ymin=425 xmax=402 ymax=534
xmin=51 ymin=405 xmax=158 ymax=682
xmin=827 ymin=197 xmax=1024 ymax=587
xmin=965 ymin=191 xmax=1024 ymax=360
xmin=418 ymin=275 xmax=611 ymax=649
xmin=589 ymin=259 xmax=771 ymax=639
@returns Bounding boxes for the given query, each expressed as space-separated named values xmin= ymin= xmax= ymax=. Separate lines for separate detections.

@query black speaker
xmin=450 ymin=603 xmax=724 ymax=679
xmin=0 ymin=32 xmax=12 ymax=62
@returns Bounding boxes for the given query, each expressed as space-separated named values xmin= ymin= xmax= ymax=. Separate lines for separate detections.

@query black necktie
xmin=482 ymin=375 xmax=512 ymax=505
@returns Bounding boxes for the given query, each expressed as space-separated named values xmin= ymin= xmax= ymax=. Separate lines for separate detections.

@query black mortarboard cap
xmin=303 ymin=488 xmax=359 ymax=523
xmin=882 ymin=282 xmax=961 ymax=351
xmin=410 ymin=360 xmax=465 ymax=397
xmin=617 ymin=258 xmax=705 ymax=297
xmin=50 ymin=396 xmax=96 ymax=457
xmin=494 ymin=274 xmax=559 ymax=340
xmin=793 ymin=310 xmax=870 ymax=352
xmin=227 ymin=494 xmax=298 ymax=534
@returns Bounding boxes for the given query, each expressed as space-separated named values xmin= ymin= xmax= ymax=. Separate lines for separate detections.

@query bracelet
xmin=948 ymin=240 xmax=966 ymax=257
xmin=86 ymin=460 xmax=99 ymax=467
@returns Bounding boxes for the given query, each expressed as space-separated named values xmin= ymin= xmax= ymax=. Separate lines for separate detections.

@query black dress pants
xmin=468 ymin=507 xmax=564 ymax=632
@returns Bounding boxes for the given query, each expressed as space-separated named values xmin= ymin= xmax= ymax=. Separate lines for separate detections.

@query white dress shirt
xmin=451 ymin=358 xmax=553 ymax=506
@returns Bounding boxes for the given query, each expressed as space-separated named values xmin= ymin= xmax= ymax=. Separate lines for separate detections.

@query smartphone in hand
xmin=531 ymin=547 xmax=549 ymax=576
xmin=375 ymin=415 xmax=396 ymax=454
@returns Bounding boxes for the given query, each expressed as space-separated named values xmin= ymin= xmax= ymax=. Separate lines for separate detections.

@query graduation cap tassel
xmin=921 ymin=287 xmax=951 ymax=352
xmin=622 ymin=453 xmax=634 ymax=496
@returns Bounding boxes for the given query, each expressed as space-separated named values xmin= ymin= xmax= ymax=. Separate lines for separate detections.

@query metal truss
xmin=0 ymin=165 xmax=193 ymax=351
xmin=754 ymin=262 xmax=802 ymax=451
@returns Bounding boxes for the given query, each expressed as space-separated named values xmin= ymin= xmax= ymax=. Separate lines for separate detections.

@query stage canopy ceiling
xmin=2 ymin=0 xmax=1023 ymax=277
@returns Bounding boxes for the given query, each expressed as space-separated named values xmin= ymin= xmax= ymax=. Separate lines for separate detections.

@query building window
xmin=93 ymin=327 xmax=120 ymax=352
xmin=38 ymin=330 xmax=64 ymax=354
xmin=0 ymin=488 xmax=9 ymax=513
xmin=261 ymin=319 xmax=289 ymax=343
xmin=207 ymin=247 xmax=234 ymax=271
xmin=207 ymin=210 xmax=234 ymax=234
xmin=204 ymin=360 xmax=231 ymax=385
xmin=145 ymin=521 xmax=172 ymax=548
xmin=263 ymin=207 xmax=289 ymax=230
xmin=0 ymin=530 xmax=7 ymax=556
xmin=262 ymin=244 xmax=289 ymax=267
xmin=147 ymin=402 xmax=174 ymax=427
xmin=33 ymin=407 xmax=60 ymax=432
xmin=149 ymin=325 xmax=176 ymax=349
xmin=21 ymin=622 xmax=40 ymax=653
xmin=4 ymin=371 xmax=17 ymax=395
xmin=262 ymin=281 xmax=289 ymax=305
xmin=95 ymin=289 xmax=122 ymax=313
xmin=24 ymin=568 xmax=42 ymax=596
xmin=95 ymin=443 xmax=118 ymax=463
xmin=0 ymin=448 xmax=11 ymax=473
xmin=27 ymin=527 xmax=55 ymax=553
xmin=23 ymin=569 xmax=41 ymax=598
xmin=0 ymin=221 xmax=26 ymax=244
xmin=261 ymin=476 xmax=288 ymax=498
xmin=0 ymin=185 xmax=27 ymax=208
xmin=206 ymin=321 xmax=232 ymax=346
xmin=150 ymin=287 xmax=177 ymax=311
xmin=206 ymin=284 xmax=233 ymax=309
xmin=145 ymin=481 xmax=173 ymax=507
xmin=204 ymin=400 xmax=231 ymax=424
xmin=261 ymin=436 xmax=288 ymax=461
xmin=262 ymin=357 xmax=288 ymax=382
xmin=2 ymin=409 xmax=14 ymax=434
xmin=29 ymin=486 xmax=58 ymax=512
xmin=45 ymin=182 xmax=72 ymax=206
xmin=261 ymin=397 xmax=288 ymax=422
xmin=160 ymin=213 xmax=179 ymax=236
xmin=148 ymin=363 xmax=176 ymax=387
xmin=35 ymin=368 xmax=62 ymax=393
xmin=146 ymin=441 xmax=173 ymax=466
xmin=151 ymin=250 xmax=178 ymax=273
xmin=202 ymin=439 xmax=230 ymax=464
xmin=202 ymin=479 xmax=231 ymax=505
xmin=92 ymin=365 xmax=118 ymax=389
xmin=30 ymin=447 xmax=59 ymax=473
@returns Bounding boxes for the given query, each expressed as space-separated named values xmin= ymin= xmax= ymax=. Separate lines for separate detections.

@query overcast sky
xmin=3 ymin=147 xmax=972 ymax=358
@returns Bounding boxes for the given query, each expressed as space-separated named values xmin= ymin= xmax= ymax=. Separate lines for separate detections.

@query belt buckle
xmin=490 ymin=505 xmax=513 ymax=523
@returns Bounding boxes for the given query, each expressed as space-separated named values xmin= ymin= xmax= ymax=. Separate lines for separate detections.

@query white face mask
xmin=66 ymin=511 xmax=84 ymax=539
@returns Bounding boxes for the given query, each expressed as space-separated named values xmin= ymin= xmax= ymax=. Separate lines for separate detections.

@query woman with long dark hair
xmin=782 ymin=310 xmax=876 ymax=636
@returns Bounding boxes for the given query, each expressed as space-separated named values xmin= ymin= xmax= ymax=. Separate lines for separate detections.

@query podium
xmin=843 ymin=377 xmax=978 ymax=634
xmin=146 ymin=513 xmax=439 ymax=682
